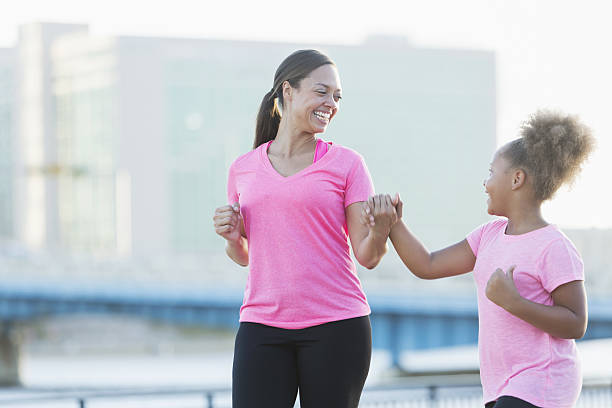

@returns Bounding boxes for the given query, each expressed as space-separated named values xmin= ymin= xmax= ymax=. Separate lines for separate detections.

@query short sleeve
xmin=227 ymin=162 xmax=239 ymax=205
xmin=466 ymin=223 xmax=486 ymax=257
xmin=538 ymin=238 xmax=584 ymax=292
xmin=344 ymin=154 xmax=375 ymax=207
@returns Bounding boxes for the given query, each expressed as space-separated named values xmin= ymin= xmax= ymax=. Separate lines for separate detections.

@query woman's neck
xmin=272 ymin=119 xmax=316 ymax=157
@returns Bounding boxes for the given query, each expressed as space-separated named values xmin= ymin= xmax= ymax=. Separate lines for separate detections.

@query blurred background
xmin=0 ymin=0 xmax=611 ymax=406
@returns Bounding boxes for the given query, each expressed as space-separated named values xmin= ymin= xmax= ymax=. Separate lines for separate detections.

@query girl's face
xmin=286 ymin=64 xmax=342 ymax=134
xmin=483 ymin=151 xmax=514 ymax=216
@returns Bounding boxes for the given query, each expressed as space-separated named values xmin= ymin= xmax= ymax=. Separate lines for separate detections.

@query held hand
xmin=360 ymin=193 xmax=402 ymax=227
xmin=391 ymin=192 xmax=403 ymax=219
xmin=361 ymin=194 xmax=398 ymax=236
xmin=213 ymin=202 xmax=243 ymax=243
xmin=360 ymin=202 xmax=375 ymax=227
xmin=485 ymin=265 xmax=521 ymax=309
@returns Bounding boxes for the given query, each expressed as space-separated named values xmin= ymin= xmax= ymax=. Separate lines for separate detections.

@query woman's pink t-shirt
xmin=467 ymin=218 xmax=584 ymax=407
xmin=227 ymin=141 xmax=374 ymax=329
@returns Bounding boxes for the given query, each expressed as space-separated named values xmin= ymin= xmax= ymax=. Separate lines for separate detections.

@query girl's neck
xmin=504 ymin=203 xmax=548 ymax=235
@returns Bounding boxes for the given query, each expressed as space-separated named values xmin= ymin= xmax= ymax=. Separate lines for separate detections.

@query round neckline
xmin=260 ymin=139 xmax=336 ymax=180
xmin=501 ymin=220 xmax=556 ymax=238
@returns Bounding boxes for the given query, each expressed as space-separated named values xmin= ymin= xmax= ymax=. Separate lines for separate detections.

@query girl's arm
xmin=486 ymin=268 xmax=588 ymax=339
xmin=346 ymin=195 xmax=397 ymax=269
xmin=390 ymin=221 xmax=476 ymax=279
xmin=367 ymin=194 xmax=476 ymax=279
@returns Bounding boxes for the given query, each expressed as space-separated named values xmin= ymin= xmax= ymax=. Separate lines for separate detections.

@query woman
xmin=213 ymin=49 xmax=396 ymax=408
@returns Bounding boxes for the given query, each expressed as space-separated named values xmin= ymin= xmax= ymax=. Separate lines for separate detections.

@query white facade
xmin=15 ymin=23 xmax=88 ymax=250
xmin=0 ymin=48 xmax=15 ymax=239
xmin=15 ymin=24 xmax=497 ymax=259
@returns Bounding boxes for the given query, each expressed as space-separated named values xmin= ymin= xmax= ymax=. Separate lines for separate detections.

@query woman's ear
xmin=511 ymin=168 xmax=527 ymax=190
xmin=282 ymin=81 xmax=292 ymax=102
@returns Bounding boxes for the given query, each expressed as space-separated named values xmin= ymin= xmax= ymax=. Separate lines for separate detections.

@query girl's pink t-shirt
xmin=467 ymin=218 xmax=584 ymax=407
xmin=227 ymin=141 xmax=374 ymax=329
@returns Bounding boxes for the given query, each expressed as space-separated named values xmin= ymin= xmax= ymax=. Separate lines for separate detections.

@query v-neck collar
xmin=260 ymin=140 xmax=336 ymax=180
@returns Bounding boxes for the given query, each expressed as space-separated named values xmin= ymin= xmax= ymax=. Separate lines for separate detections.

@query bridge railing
xmin=0 ymin=381 xmax=610 ymax=407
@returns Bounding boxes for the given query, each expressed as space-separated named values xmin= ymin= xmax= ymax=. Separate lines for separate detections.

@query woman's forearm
xmin=226 ymin=236 xmax=249 ymax=266
xmin=503 ymin=297 xmax=587 ymax=339
xmin=356 ymin=229 xmax=389 ymax=269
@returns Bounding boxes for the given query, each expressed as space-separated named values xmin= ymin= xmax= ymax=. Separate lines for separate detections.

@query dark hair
xmin=502 ymin=110 xmax=596 ymax=201
xmin=253 ymin=49 xmax=335 ymax=149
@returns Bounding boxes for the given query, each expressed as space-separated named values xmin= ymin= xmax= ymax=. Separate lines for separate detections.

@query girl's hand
xmin=486 ymin=265 xmax=521 ymax=309
xmin=213 ymin=202 xmax=243 ymax=243
xmin=391 ymin=192 xmax=403 ymax=219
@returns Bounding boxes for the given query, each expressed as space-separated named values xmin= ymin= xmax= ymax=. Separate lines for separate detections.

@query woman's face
xmin=286 ymin=64 xmax=342 ymax=134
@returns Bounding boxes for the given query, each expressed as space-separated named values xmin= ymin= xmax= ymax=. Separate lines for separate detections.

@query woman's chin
xmin=312 ymin=124 xmax=327 ymax=134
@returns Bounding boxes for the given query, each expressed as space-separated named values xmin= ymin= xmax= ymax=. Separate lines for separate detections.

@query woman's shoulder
xmin=327 ymin=142 xmax=367 ymax=165
xmin=229 ymin=144 xmax=265 ymax=170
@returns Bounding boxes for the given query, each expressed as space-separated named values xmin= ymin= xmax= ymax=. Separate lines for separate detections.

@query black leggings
xmin=485 ymin=396 xmax=541 ymax=408
xmin=232 ymin=316 xmax=371 ymax=408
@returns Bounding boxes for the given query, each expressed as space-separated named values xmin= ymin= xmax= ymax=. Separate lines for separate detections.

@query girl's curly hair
xmin=502 ymin=110 xmax=595 ymax=201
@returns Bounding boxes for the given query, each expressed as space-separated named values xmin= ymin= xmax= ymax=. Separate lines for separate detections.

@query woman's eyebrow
xmin=314 ymin=82 xmax=342 ymax=92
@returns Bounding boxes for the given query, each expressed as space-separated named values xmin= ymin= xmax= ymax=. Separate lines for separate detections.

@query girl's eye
xmin=334 ymin=95 xmax=342 ymax=101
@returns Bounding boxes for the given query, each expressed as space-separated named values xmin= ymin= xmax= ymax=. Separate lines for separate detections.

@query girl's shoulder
xmin=539 ymin=226 xmax=580 ymax=257
xmin=478 ymin=217 xmax=508 ymax=236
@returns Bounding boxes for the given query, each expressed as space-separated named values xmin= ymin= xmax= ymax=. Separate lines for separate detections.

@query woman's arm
xmin=486 ymin=268 xmax=588 ymax=339
xmin=213 ymin=203 xmax=248 ymax=266
xmin=346 ymin=195 xmax=397 ymax=269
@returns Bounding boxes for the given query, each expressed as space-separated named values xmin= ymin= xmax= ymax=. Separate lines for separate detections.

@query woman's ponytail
xmin=253 ymin=89 xmax=281 ymax=149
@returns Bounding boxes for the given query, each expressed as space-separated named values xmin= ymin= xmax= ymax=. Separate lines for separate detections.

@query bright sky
xmin=2 ymin=0 xmax=611 ymax=229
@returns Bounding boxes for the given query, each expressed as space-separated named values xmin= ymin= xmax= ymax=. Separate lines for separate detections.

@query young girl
xmin=363 ymin=110 xmax=595 ymax=407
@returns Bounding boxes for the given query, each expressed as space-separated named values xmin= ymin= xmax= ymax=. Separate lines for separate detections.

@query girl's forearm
xmin=226 ymin=236 xmax=249 ymax=266
xmin=504 ymin=297 xmax=587 ymax=339
xmin=389 ymin=220 xmax=434 ymax=278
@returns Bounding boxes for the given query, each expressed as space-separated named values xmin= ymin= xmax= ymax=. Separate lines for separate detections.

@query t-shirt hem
xmin=486 ymin=389 xmax=561 ymax=408
xmin=239 ymin=310 xmax=372 ymax=330
xmin=344 ymin=197 xmax=369 ymax=208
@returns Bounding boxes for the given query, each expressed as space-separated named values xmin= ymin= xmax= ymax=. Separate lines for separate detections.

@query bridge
xmin=1 ymin=280 xmax=612 ymax=386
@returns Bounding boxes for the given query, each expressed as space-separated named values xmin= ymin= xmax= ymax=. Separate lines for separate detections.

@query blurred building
xmin=10 ymin=22 xmax=497 ymax=258
xmin=14 ymin=23 xmax=88 ymax=250
xmin=0 ymin=48 xmax=15 ymax=239
xmin=565 ymin=228 xmax=612 ymax=297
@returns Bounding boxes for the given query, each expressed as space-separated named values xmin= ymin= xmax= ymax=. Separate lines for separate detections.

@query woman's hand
xmin=213 ymin=202 xmax=243 ymax=243
xmin=360 ymin=193 xmax=401 ymax=234
xmin=214 ymin=202 xmax=248 ymax=266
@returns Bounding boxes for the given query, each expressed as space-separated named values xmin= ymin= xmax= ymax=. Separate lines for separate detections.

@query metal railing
xmin=0 ymin=381 xmax=609 ymax=407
